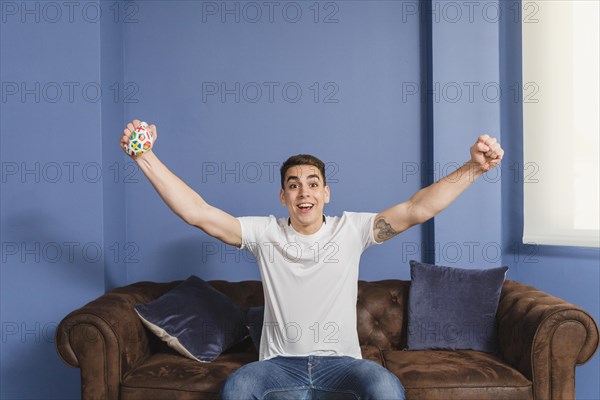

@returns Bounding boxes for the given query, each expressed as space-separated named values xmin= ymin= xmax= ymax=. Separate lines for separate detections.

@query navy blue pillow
xmin=244 ymin=306 xmax=264 ymax=352
xmin=134 ymin=275 xmax=248 ymax=362
xmin=407 ymin=260 xmax=508 ymax=353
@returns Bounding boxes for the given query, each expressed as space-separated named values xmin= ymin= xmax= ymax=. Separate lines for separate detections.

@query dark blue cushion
xmin=407 ymin=260 xmax=508 ymax=353
xmin=244 ymin=306 xmax=264 ymax=352
xmin=134 ymin=275 xmax=248 ymax=362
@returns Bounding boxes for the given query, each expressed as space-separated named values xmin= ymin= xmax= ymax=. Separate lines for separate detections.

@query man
xmin=120 ymin=120 xmax=503 ymax=399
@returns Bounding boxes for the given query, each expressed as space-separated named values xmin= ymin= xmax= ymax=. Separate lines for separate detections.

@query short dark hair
xmin=280 ymin=154 xmax=326 ymax=189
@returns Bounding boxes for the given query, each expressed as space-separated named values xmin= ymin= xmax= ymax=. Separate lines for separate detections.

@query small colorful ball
xmin=127 ymin=121 xmax=154 ymax=156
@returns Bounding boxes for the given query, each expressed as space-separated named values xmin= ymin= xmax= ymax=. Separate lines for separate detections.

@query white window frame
xmin=522 ymin=0 xmax=599 ymax=248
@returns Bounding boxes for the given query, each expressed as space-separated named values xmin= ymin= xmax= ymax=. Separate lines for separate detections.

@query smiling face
xmin=280 ymin=164 xmax=330 ymax=235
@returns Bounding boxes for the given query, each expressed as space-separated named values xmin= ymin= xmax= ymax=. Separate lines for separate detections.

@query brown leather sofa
xmin=56 ymin=279 xmax=599 ymax=400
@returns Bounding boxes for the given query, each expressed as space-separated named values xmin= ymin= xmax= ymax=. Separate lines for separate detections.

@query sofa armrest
xmin=497 ymin=280 xmax=599 ymax=400
xmin=55 ymin=280 xmax=180 ymax=400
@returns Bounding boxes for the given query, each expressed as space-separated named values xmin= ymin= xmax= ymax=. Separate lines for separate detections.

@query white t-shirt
xmin=237 ymin=211 xmax=381 ymax=361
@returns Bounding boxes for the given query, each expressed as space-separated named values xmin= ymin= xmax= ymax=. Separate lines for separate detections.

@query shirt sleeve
xmin=236 ymin=216 xmax=274 ymax=256
xmin=345 ymin=211 xmax=382 ymax=251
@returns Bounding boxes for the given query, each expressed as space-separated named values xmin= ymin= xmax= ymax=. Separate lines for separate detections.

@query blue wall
xmin=0 ymin=1 xmax=597 ymax=398
xmin=0 ymin=2 xmax=106 ymax=398
xmin=431 ymin=0 xmax=502 ymax=268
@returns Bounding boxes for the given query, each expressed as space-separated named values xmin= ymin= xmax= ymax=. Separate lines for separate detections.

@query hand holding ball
xmin=126 ymin=122 xmax=154 ymax=156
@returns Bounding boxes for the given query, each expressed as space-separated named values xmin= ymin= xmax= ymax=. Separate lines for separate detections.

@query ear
xmin=324 ymin=185 xmax=331 ymax=204
xmin=279 ymin=188 xmax=286 ymax=205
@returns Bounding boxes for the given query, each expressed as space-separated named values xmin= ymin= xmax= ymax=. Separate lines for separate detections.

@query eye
xmin=289 ymin=183 xmax=298 ymax=189
xmin=310 ymin=182 xmax=319 ymax=188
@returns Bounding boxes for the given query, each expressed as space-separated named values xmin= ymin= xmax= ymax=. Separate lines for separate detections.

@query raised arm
xmin=373 ymin=134 xmax=504 ymax=243
xmin=120 ymin=120 xmax=242 ymax=247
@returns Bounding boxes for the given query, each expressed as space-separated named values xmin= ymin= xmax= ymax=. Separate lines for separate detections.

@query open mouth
xmin=297 ymin=203 xmax=314 ymax=212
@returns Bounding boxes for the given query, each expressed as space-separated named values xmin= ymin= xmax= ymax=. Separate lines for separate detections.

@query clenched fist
xmin=120 ymin=119 xmax=158 ymax=158
xmin=469 ymin=134 xmax=504 ymax=172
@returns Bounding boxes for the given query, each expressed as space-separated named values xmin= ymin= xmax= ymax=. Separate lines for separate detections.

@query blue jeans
xmin=220 ymin=355 xmax=405 ymax=400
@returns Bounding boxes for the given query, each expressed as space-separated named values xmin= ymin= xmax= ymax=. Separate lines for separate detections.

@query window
xmin=522 ymin=0 xmax=599 ymax=247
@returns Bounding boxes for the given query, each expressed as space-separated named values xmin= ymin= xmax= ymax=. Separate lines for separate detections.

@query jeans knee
xmin=221 ymin=370 xmax=260 ymax=400
xmin=366 ymin=372 xmax=405 ymax=400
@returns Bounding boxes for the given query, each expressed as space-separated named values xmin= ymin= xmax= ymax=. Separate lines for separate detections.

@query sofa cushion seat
xmin=121 ymin=351 xmax=258 ymax=399
xmin=383 ymin=350 xmax=533 ymax=400
xmin=120 ymin=345 xmax=386 ymax=399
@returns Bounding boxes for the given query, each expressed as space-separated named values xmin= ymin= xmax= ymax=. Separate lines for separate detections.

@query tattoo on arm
xmin=375 ymin=217 xmax=398 ymax=241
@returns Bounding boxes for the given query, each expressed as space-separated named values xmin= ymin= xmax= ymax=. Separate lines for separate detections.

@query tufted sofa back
xmin=356 ymin=280 xmax=410 ymax=350
xmin=209 ymin=279 xmax=410 ymax=351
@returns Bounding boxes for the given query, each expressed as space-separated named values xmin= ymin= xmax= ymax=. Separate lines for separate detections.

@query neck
xmin=288 ymin=215 xmax=326 ymax=235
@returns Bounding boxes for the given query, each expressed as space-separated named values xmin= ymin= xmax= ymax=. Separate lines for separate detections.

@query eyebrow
xmin=286 ymin=174 xmax=321 ymax=183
